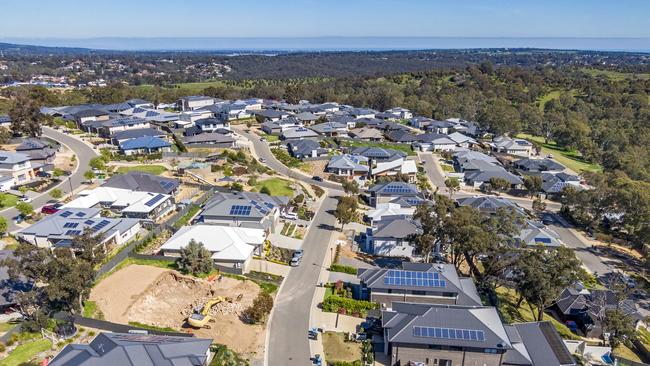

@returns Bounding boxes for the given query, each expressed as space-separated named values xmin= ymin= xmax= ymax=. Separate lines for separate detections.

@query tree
xmin=532 ymin=196 xmax=546 ymax=213
xmin=479 ymin=98 xmax=521 ymax=135
xmin=342 ymin=180 xmax=359 ymax=195
xmin=49 ymin=188 xmax=63 ymax=200
xmin=84 ymin=170 xmax=95 ymax=181
xmin=9 ymin=92 xmax=44 ymax=137
xmin=444 ymin=177 xmax=460 ymax=199
xmin=0 ymin=127 xmax=11 ymax=144
xmin=488 ymin=177 xmax=510 ymax=192
xmin=176 ymin=240 xmax=213 ymax=276
xmin=259 ymin=186 xmax=271 ymax=195
xmin=18 ymin=186 xmax=29 ymax=196
xmin=523 ymin=175 xmax=542 ymax=197
xmin=334 ymin=196 xmax=358 ymax=231
xmin=242 ymin=292 xmax=274 ymax=324
xmin=603 ymin=309 xmax=637 ymax=348
xmin=412 ymin=195 xmax=454 ymax=262
xmin=52 ymin=168 xmax=65 ymax=178
xmin=16 ymin=201 xmax=34 ymax=217
xmin=0 ymin=217 xmax=7 ymax=236
xmin=88 ymin=157 xmax=105 ymax=171
xmin=515 ymin=247 xmax=581 ymax=320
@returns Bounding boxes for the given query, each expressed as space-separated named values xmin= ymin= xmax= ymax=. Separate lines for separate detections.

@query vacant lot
xmin=516 ymin=133 xmax=602 ymax=174
xmin=90 ymin=264 xmax=266 ymax=362
xmin=254 ymin=177 xmax=294 ymax=197
xmin=322 ymin=332 xmax=362 ymax=363
xmin=116 ymin=164 xmax=168 ymax=175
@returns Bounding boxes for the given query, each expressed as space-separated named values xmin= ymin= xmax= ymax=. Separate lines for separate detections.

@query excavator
xmin=187 ymin=297 xmax=225 ymax=329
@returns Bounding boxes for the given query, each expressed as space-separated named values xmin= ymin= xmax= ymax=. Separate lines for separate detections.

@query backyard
xmin=116 ymin=164 xmax=168 ymax=175
xmin=0 ymin=338 xmax=51 ymax=366
xmin=516 ymin=133 xmax=602 ymax=174
xmin=322 ymin=332 xmax=362 ymax=364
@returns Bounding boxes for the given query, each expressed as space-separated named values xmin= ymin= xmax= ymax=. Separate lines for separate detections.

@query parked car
xmin=281 ymin=209 xmax=298 ymax=220
xmin=292 ymin=250 xmax=304 ymax=260
xmin=19 ymin=196 xmax=31 ymax=203
xmin=36 ymin=171 xmax=52 ymax=178
xmin=259 ymin=158 xmax=267 ymax=163
xmin=312 ymin=176 xmax=323 ymax=182
xmin=290 ymin=255 xmax=302 ymax=267
xmin=41 ymin=203 xmax=63 ymax=215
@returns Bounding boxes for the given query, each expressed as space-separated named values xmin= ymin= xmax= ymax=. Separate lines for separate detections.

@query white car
xmin=281 ymin=211 xmax=298 ymax=220
xmin=259 ymin=158 xmax=267 ymax=163
xmin=19 ymin=196 xmax=32 ymax=203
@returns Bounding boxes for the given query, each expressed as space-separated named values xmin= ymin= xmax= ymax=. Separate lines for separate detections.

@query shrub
xmin=322 ymin=296 xmax=377 ymax=317
xmin=242 ymin=292 xmax=274 ymax=324
xmin=329 ymin=263 xmax=356 ymax=275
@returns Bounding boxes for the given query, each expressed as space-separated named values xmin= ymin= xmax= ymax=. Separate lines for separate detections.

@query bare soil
xmin=90 ymin=264 xmax=266 ymax=361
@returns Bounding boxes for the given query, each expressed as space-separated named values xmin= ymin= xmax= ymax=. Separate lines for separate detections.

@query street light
xmin=330 ymin=247 xmax=334 ymax=266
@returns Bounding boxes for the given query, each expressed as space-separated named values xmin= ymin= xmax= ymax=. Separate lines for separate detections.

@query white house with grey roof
xmin=326 ymin=154 xmax=369 ymax=179
xmin=16 ymin=208 xmax=141 ymax=250
xmin=0 ymin=151 xmax=36 ymax=184
xmin=63 ymin=187 xmax=175 ymax=221
xmin=491 ymin=136 xmax=535 ymax=157
xmin=102 ymin=171 xmax=179 ymax=195
xmin=358 ymin=262 xmax=483 ymax=309
xmin=197 ymin=191 xmax=289 ymax=233
xmin=280 ymin=126 xmax=319 ymax=140
xmin=50 ymin=332 xmax=213 ymax=366
xmin=367 ymin=182 xmax=423 ymax=207
xmin=364 ymin=217 xmax=422 ymax=258
xmin=178 ymin=95 xmax=216 ymax=111
xmin=287 ymin=139 xmax=329 ymax=159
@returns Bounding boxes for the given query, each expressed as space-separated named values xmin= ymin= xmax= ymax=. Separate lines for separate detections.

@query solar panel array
xmin=160 ymin=181 xmax=176 ymax=191
xmin=229 ymin=205 xmax=252 ymax=216
xmin=383 ymin=270 xmax=446 ymax=288
xmin=84 ymin=220 xmax=95 ymax=225
xmin=144 ymin=194 xmax=165 ymax=207
xmin=249 ymin=200 xmax=273 ymax=215
xmin=413 ymin=326 xmax=485 ymax=342
xmin=63 ymin=222 xmax=79 ymax=229
xmin=59 ymin=211 xmax=73 ymax=218
xmin=65 ymin=230 xmax=82 ymax=236
xmin=93 ymin=220 xmax=111 ymax=231
xmin=75 ymin=211 xmax=86 ymax=217
xmin=383 ymin=184 xmax=413 ymax=194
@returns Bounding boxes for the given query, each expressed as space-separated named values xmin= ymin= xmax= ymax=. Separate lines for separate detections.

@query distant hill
xmin=0 ymin=42 xmax=96 ymax=55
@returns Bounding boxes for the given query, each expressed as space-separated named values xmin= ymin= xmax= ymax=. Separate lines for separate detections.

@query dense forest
xmin=2 ymin=60 xmax=649 ymax=250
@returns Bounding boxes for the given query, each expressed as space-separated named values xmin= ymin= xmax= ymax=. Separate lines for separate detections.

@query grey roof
xmin=327 ymin=154 xmax=369 ymax=172
xmin=49 ymin=332 xmax=212 ymax=366
xmin=351 ymin=147 xmax=406 ymax=162
xmin=464 ymin=167 xmax=524 ymax=185
xmin=541 ymin=172 xmax=581 ymax=193
xmin=382 ymin=302 xmax=512 ymax=350
xmin=0 ymin=250 xmax=33 ymax=307
xmin=102 ymin=117 xmax=149 ymax=128
xmin=288 ymin=139 xmax=326 ymax=157
xmin=102 ymin=172 xmax=179 ymax=194
xmin=294 ymin=111 xmax=319 ymax=121
xmin=505 ymin=322 xmax=576 ymax=366
xmin=183 ymin=133 xmax=235 ymax=145
xmin=517 ymin=221 xmax=563 ymax=248
xmin=281 ymin=127 xmax=319 ymax=140
xmin=413 ymin=133 xmax=456 ymax=144
xmin=456 ymin=196 xmax=526 ymax=216
xmin=453 ymin=150 xmax=499 ymax=167
xmin=348 ymin=127 xmax=384 ymax=140
xmin=112 ymin=128 xmax=166 ymax=141
xmin=555 ymin=287 xmax=642 ymax=323
xmin=0 ymin=151 xmax=31 ymax=164
xmin=15 ymin=138 xmax=50 ymax=151
xmin=373 ymin=218 xmax=422 ymax=239
xmin=514 ymin=158 xmax=565 ymax=172
xmin=194 ymin=117 xmax=228 ymax=127
xmin=357 ymin=262 xmax=482 ymax=306
xmin=255 ymin=109 xmax=286 ymax=119
xmin=200 ymin=191 xmax=289 ymax=220
xmin=181 ymin=95 xmax=214 ymax=102
xmin=310 ymin=122 xmax=347 ymax=134
xmin=369 ymin=182 xmax=419 ymax=196
xmin=72 ymin=108 xmax=110 ymax=119
xmin=386 ymin=130 xmax=418 ymax=143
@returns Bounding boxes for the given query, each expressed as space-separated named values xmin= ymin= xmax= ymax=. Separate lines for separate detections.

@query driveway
xmin=267 ymin=195 xmax=339 ymax=366
xmin=2 ymin=127 xmax=98 ymax=232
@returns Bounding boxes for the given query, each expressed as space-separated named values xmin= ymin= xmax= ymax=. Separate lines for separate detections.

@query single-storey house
xmin=310 ymin=121 xmax=348 ymax=137
xmin=412 ymin=133 xmax=458 ymax=152
xmin=326 ymin=154 xmax=369 ymax=178
xmin=280 ymin=127 xmax=319 ymax=141
xmin=119 ymin=136 xmax=172 ymax=156
xmin=102 ymin=171 xmax=179 ymax=195
xmin=111 ymin=127 xmax=167 ymax=145
xmin=368 ymin=182 xmax=422 ymax=207
xmin=63 ymin=187 xmax=175 ymax=221
xmin=287 ymin=139 xmax=328 ymax=159
xmin=349 ymin=127 xmax=384 ymax=141
xmin=183 ymin=133 xmax=236 ymax=148
xmin=198 ymin=191 xmax=289 ymax=233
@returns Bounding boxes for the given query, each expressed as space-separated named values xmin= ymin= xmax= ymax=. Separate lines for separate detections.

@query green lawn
xmin=536 ymin=89 xmax=580 ymax=112
xmin=322 ymin=332 xmax=362 ymax=363
xmin=116 ymin=165 xmax=168 ymax=175
xmin=0 ymin=322 xmax=16 ymax=333
xmin=262 ymin=134 xmax=280 ymax=142
xmin=0 ymin=339 xmax=51 ymax=366
xmin=341 ymin=140 xmax=415 ymax=156
xmin=254 ymin=178 xmax=294 ymax=197
xmin=0 ymin=193 xmax=19 ymax=209
xmin=440 ymin=163 xmax=455 ymax=172
xmin=128 ymin=321 xmax=178 ymax=333
xmin=82 ymin=300 xmax=104 ymax=319
xmin=516 ymin=133 xmax=602 ymax=174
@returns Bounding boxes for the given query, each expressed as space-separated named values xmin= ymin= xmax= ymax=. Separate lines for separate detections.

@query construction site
xmin=90 ymin=264 xmax=268 ymax=362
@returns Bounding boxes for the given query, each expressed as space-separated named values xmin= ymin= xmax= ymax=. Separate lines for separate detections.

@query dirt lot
xmin=90 ymin=264 xmax=266 ymax=361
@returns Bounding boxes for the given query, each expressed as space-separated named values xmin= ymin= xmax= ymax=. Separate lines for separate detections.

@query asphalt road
xmin=267 ymin=194 xmax=339 ymax=366
xmin=233 ymin=126 xmax=341 ymax=190
xmin=2 ymin=127 xmax=98 ymax=232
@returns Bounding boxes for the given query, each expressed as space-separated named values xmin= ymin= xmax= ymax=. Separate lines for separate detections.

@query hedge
xmin=322 ymin=295 xmax=378 ymax=317
xmin=329 ymin=263 xmax=357 ymax=275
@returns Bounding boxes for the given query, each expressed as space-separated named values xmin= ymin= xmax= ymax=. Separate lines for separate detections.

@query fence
xmin=613 ymin=355 xmax=650 ymax=366
xmin=128 ymin=253 xmax=244 ymax=275
xmin=53 ymin=313 xmax=193 ymax=338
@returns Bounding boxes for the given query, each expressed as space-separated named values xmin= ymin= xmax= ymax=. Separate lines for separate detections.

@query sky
xmin=1 ymin=0 xmax=650 ymax=51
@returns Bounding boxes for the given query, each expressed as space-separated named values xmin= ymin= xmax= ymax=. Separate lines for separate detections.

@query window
xmin=484 ymin=349 xmax=498 ymax=354
xmin=439 ymin=360 xmax=452 ymax=366
xmin=412 ymin=290 xmax=426 ymax=296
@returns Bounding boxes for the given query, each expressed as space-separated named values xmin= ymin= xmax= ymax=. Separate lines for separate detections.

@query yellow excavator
xmin=187 ymin=297 xmax=225 ymax=329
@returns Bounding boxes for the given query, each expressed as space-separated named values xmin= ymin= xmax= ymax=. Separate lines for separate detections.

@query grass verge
xmin=128 ymin=321 xmax=178 ymax=333
xmin=322 ymin=332 xmax=362 ymax=363
xmin=0 ymin=339 xmax=51 ymax=366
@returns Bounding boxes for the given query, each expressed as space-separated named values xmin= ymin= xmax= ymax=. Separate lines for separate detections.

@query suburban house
xmin=368 ymin=182 xmax=422 ymax=207
xmin=376 ymin=112 xmax=401 ymax=121
xmin=364 ymin=217 xmax=422 ymax=258
xmin=177 ymin=109 xmax=214 ymax=128
xmin=425 ymin=120 xmax=456 ymax=134
xmin=370 ymin=158 xmax=418 ymax=183
xmin=455 ymin=196 xmax=526 ymax=217
xmin=120 ymin=106 xmax=179 ymax=124
xmin=351 ymin=147 xmax=406 ymax=162
xmin=348 ymin=108 xmax=377 ymax=119
xmin=63 ymin=187 xmax=175 ymax=221
xmin=386 ymin=130 xmax=419 ymax=143
xmin=16 ymin=208 xmax=141 ymax=250
xmin=516 ymin=221 xmax=563 ymax=248
xmin=385 ymin=107 xmax=413 ymax=119
xmin=310 ymin=121 xmax=348 ymax=137
xmin=294 ymin=111 xmax=319 ymax=124
xmin=541 ymin=172 xmax=582 ymax=196
xmin=255 ymin=109 xmax=291 ymax=122
xmin=366 ymin=203 xmax=415 ymax=225
xmin=195 ymin=117 xmax=231 ymax=133
xmin=91 ymin=117 xmax=151 ymax=138
xmin=0 ymin=176 xmax=13 ymax=192
xmin=160 ymin=225 xmax=265 ymax=273
xmin=491 ymin=136 xmax=535 ymax=157
xmin=462 ymin=162 xmax=524 ymax=189
xmin=357 ymin=262 xmax=483 ymax=309
xmin=197 ymin=191 xmax=289 ymax=233
xmin=0 ymin=151 xmax=36 ymax=184
xmin=261 ymin=117 xmax=304 ymax=135
xmin=119 ymin=136 xmax=172 ymax=156
xmin=49 ymin=332 xmax=213 ymax=366
xmin=409 ymin=116 xmax=434 ymax=129
xmin=102 ymin=171 xmax=180 ymax=195
xmin=72 ymin=108 xmax=110 ymax=127
xmin=329 ymin=115 xmax=357 ymax=129
xmin=326 ymin=154 xmax=370 ymax=178
xmin=447 ymin=132 xmax=477 ymax=148
xmin=183 ymin=133 xmax=236 ymax=148
xmin=349 ymin=127 xmax=384 ymax=141
xmin=287 ymin=139 xmax=329 ymax=159
xmin=111 ymin=127 xmax=167 ymax=145
xmin=15 ymin=138 xmax=56 ymax=165
xmin=453 ymin=150 xmax=499 ymax=172
xmin=513 ymin=158 xmax=564 ymax=173
xmin=280 ymin=127 xmax=319 ymax=141
xmin=412 ymin=133 xmax=458 ymax=152
xmin=552 ymin=285 xmax=645 ymax=338
xmin=178 ymin=95 xmax=216 ymax=111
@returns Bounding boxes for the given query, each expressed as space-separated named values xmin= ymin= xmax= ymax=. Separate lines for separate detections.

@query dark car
xmin=312 ymin=176 xmax=323 ymax=182
xmin=41 ymin=203 xmax=63 ymax=215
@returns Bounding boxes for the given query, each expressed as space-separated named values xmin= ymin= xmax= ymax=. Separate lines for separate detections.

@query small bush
xmin=322 ymin=296 xmax=377 ymax=317
xmin=329 ymin=263 xmax=357 ymax=275
xmin=242 ymin=292 xmax=274 ymax=324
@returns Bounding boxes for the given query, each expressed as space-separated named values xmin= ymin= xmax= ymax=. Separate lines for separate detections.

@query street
xmin=1 ymin=127 xmax=98 ymax=232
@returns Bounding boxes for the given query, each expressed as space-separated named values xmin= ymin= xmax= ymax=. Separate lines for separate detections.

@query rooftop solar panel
xmin=59 ymin=211 xmax=73 ymax=218
xmin=93 ymin=220 xmax=111 ymax=231
xmin=229 ymin=205 xmax=252 ymax=216
xmin=63 ymin=222 xmax=79 ymax=228
xmin=144 ymin=194 xmax=165 ymax=207
xmin=65 ymin=230 xmax=82 ymax=236
xmin=413 ymin=326 xmax=485 ymax=342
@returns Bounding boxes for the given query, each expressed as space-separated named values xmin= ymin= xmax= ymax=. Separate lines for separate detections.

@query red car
xmin=41 ymin=203 xmax=63 ymax=215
